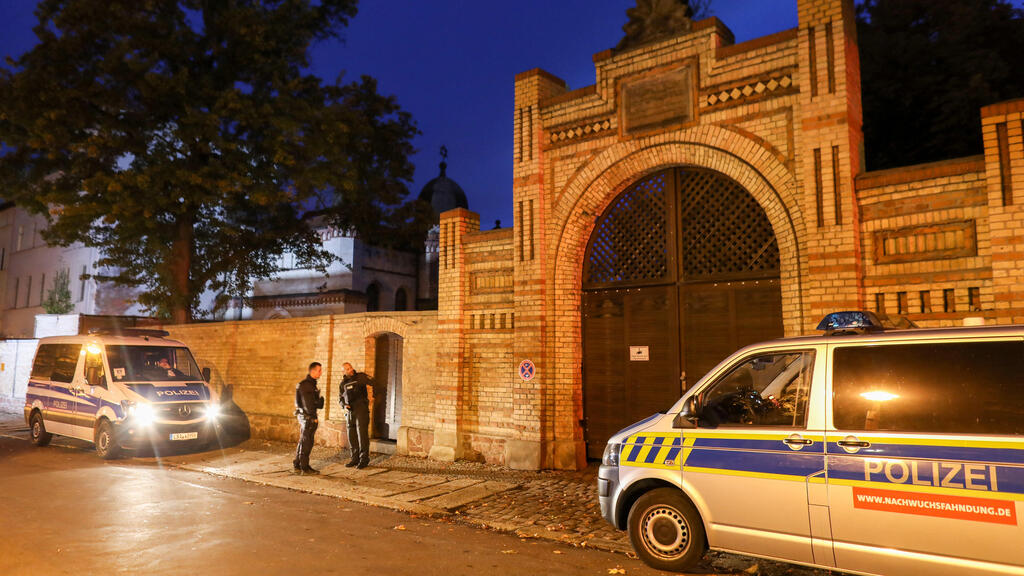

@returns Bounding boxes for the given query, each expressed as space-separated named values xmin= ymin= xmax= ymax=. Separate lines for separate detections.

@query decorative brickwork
xmin=422 ymin=0 xmax=1024 ymax=471
xmin=163 ymin=2 xmax=1024 ymax=472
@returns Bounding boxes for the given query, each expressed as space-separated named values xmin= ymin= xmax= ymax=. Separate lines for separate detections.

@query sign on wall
xmin=621 ymin=64 xmax=694 ymax=135
xmin=629 ymin=346 xmax=650 ymax=361
xmin=518 ymin=359 xmax=536 ymax=381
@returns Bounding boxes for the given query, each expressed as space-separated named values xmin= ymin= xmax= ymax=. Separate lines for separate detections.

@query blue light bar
xmin=816 ymin=311 xmax=886 ymax=334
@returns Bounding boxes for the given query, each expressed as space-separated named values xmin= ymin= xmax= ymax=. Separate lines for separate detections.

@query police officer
xmin=293 ymin=362 xmax=325 ymax=475
xmin=340 ymin=362 xmax=372 ymax=469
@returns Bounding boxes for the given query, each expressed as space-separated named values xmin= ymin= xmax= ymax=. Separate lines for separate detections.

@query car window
xmin=699 ymin=351 xmax=815 ymax=428
xmin=51 ymin=344 xmax=82 ymax=384
xmin=832 ymin=341 xmax=1024 ymax=435
xmin=31 ymin=345 xmax=57 ymax=380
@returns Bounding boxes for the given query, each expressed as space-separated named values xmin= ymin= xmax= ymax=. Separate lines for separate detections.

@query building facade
xmin=0 ymin=203 xmax=147 ymax=338
xmin=227 ymin=157 xmax=465 ymax=320
xmin=422 ymin=0 xmax=1024 ymax=470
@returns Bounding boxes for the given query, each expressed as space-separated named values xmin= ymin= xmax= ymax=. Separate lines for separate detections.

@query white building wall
xmin=0 ymin=206 xmax=146 ymax=338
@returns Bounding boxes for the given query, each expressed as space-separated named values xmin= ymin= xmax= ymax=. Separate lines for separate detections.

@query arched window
xmin=366 ymin=283 xmax=380 ymax=312
xmin=394 ymin=287 xmax=408 ymax=311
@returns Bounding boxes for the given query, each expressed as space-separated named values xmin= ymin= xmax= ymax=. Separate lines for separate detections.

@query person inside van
xmin=147 ymin=354 xmax=184 ymax=379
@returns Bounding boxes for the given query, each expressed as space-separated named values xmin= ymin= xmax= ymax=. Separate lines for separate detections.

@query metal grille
xmin=585 ymin=171 xmax=668 ymax=285
xmin=678 ymin=169 xmax=779 ymax=280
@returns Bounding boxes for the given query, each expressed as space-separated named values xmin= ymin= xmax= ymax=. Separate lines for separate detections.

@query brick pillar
xmin=795 ymin=0 xmax=865 ymax=329
xmin=430 ymin=207 xmax=478 ymax=461
xmin=981 ymin=99 xmax=1024 ymax=323
xmin=507 ymin=69 xmax=581 ymax=470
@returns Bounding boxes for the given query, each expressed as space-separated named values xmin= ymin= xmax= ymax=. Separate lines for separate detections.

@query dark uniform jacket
xmin=295 ymin=376 xmax=323 ymax=417
xmin=340 ymin=372 xmax=372 ymax=407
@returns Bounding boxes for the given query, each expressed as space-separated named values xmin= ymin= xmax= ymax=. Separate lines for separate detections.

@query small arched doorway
xmin=581 ymin=167 xmax=784 ymax=457
xmin=368 ymin=332 xmax=403 ymax=441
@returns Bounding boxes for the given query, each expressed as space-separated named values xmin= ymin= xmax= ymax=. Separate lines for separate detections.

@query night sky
xmin=2 ymin=1 xmax=1012 ymax=228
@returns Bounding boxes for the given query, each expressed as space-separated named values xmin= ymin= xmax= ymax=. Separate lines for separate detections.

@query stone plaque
xmin=621 ymin=65 xmax=693 ymax=135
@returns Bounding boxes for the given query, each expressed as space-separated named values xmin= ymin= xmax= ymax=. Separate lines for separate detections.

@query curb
xmin=166 ymin=458 xmax=636 ymax=557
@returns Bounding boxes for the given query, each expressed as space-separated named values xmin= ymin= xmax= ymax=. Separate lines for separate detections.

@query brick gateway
xmin=430 ymin=0 xmax=1024 ymax=470
xmin=159 ymin=0 xmax=1024 ymax=471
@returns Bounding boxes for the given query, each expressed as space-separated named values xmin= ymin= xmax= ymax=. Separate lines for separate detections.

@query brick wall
xmin=856 ymin=157 xmax=991 ymax=326
xmin=161 ymin=311 xmax=437 ymax=454
xmin=153 ymin=1 xmax=1023 ymax=472
xmin=426 ymin=0 xmax=1024 ymax=471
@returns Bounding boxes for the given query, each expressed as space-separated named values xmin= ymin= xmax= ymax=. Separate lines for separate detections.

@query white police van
xmin=23 ymin=329 xmax=220 ymax=459
xmin=599 ymin=311 xmax=1024 ymax=575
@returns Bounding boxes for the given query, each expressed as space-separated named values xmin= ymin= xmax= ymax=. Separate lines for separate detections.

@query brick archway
xmin=546 ymin=128 xmax=805 ymax=464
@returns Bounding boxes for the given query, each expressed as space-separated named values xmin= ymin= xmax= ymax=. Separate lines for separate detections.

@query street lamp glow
xmin=861 ymin=391 xmax=899 ymax=402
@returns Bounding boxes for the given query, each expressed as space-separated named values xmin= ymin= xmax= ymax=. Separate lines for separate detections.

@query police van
xmin=23 ymin=329 xmax=220 ymax=459
xmin=599 ymin=311 xmax=1024 ymax=576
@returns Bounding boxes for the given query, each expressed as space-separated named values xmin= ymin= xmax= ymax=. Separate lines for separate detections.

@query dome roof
xmin=418 ymin=160 xmax=468 ymax=219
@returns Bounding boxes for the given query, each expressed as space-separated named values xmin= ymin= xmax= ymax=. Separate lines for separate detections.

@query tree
xmin=0 ymin=0 xmax=421 ymax=323
xmin=42 ymin=268 xmax=74 ymax=314
xmin=857 ymin=0 xmax=1024 ymax=170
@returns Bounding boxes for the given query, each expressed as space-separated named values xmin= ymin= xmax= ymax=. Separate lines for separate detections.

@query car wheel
xmin=628 ymin=487 xmax=707 ymax=572
xmin=30 ymin=411 xmax=52 ymax=447
xmin=95 ymin=419 xmax=121 ymax=460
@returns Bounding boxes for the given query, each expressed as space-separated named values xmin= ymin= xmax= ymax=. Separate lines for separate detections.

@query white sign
xmin=629 ymin=346 xmax=649 ymax=361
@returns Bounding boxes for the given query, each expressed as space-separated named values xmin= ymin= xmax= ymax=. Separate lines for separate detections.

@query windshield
xmin=106 ymin=345 xmax=203 ymax=383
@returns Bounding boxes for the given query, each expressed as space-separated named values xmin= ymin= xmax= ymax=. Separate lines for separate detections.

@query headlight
xmin=602 ymin=442 xmax=622 ymax=466
xmin=205 ymin=403 xmax=221 ymax=421
xmin=127 ymin=402 xmax=156 ymax=426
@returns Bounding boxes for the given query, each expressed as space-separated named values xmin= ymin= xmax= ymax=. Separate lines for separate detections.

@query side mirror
xmin=673 ymin=396 xmax=701 ymax=428
xmin=202 ymin=367 xmax=212 ymax=382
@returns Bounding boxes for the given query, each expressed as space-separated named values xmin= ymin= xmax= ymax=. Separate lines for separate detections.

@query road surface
xmin=0 ymin=431 xmax=677 ymax=576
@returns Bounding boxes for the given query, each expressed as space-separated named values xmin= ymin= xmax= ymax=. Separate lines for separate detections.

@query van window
xmin=699 ymin=351 xmax=815 ymax=428
xmin=106 ymin=345 xmax=202 ymax=382
xmin=832 ymin=341 xmax=1024 ymax=435
xmin=31 ymin=345 xmax=57 ymax=380
xmin=51 ymin=344 xmax=82 ymax=384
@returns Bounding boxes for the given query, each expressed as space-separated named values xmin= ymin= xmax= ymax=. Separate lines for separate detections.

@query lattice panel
xmin=585 ymin=172 xmax=669 ymax=285
xmin=678 ymin=169 xmax=779 ymax=280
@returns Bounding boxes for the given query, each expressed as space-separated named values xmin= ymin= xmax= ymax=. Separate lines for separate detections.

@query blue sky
xmin=4 ymin=1 xmax=1017 ymax=227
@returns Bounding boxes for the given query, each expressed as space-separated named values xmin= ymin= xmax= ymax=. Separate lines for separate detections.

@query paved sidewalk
xmin=159 ymin=441 xmax=827 ymax=575
xmin=1 ymin=410 xmax=829 ymax=575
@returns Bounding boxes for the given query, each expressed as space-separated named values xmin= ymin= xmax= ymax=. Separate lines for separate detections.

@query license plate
xmin=169 ymin=432 xmax=199 ymax=441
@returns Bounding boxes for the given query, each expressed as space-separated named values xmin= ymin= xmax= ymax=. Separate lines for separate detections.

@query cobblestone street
xmin=381 ymin=454 xmax=830 ymax=576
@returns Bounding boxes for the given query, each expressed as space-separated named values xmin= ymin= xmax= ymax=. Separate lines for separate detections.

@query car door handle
xmin=784 ymin=438 xmax=813 ymax=445
xmin=837 ymin=440 xmax=870 ymax=448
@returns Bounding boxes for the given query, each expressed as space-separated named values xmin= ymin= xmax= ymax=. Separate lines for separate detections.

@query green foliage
xmin=0 ymin=0 xmax=423 ymax=322
xmin=42 ymin=268 xmax=74 ymax=314
xmin=858 ymin=0 xmax=1024 ymax=170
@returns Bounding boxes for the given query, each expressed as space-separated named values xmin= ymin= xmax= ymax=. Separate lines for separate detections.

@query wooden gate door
xmin=582 ymin=167 xmax=783 ymax=458
xmin=676 ymin=168 xmax=784 ymax=385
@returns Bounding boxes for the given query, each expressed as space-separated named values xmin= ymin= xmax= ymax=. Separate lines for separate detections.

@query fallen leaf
xmin=553 ymin=550 xmax=563 ymax=555
xmin=394 ymin=525 xmax=407 ymax=531
xmin=501 ymin=550 xmax=517 ymax=555
xmin=607 ymin=569 xmax=626 ymax=575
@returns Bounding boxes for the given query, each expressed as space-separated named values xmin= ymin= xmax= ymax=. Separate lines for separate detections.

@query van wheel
xmin=95 ymin=420 xmax=121 ymax=460
xmin=30 ymin=411 xmax=52 ymax=446
xmin=628 ymin=488 xmax=707 ymax=572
